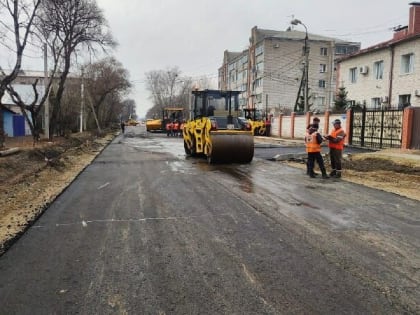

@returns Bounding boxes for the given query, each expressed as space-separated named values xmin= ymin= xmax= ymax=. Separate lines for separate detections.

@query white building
xmin=218 ymin=26 xmax=360 ymax=114
xmin=337 ymin=2 xmax=420 ymax=109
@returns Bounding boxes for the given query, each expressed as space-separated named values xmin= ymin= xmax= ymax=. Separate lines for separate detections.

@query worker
xmin=265 ymin=115 xmax=272 ymax=136
xmin=306 ymin=116 xmax=321 ymax=175
xmin=172 ymin=120 xmax=179 ymax=137
xmin=305 ymin=124 xmax=329 ymax=179
xmin=324 ymin=119 xmax=347 ymax=178
xmin=120 ymin=121 xmax=125 ymax=134
xmin=166 ymin=121 xmax=173 ymax=137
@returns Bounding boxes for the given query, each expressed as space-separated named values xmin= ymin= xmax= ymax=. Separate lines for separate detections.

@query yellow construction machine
xmin=183 ymin=89 xmax=254 ymax=163
xmin=243 ymin=108 xmax=266 ymax=136
xmin=146 ymin=107 xmax=184 ymax=132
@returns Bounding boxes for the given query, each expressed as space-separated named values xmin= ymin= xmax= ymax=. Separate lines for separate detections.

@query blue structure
xmin=2 ymin=107 xmax=26 ymax=137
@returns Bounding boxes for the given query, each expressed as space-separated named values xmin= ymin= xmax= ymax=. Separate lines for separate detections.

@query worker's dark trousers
xmin=307 ymin=152 xmax=326 ymax=175
xmin=329 ymin=148 xmax=343 ymax=171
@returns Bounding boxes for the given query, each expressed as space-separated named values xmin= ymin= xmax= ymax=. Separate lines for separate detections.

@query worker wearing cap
xmin=305 ymin=124 xmax=329 ymax=179
xmin=305 ymin=116 xmax=321 ymax=175
xmin=324 ymin=119 xmax=346 ymax=178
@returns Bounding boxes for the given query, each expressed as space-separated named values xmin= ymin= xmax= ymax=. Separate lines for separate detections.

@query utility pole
xmin=291 ymin=18 xmax=310 ymax=113
xmin=304 ymin=32 xmax=309 ymax=113
xmin=80 ymin=67 xmax=84 ymax=133
xmin=43 ymin=43 xmax=49 ymax=139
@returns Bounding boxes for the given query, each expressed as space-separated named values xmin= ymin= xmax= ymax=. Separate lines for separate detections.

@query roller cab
xmin=183 ymin=89 xmax=254 ymax=164
xmin=242 ymin=108 xmax=267 ymax=136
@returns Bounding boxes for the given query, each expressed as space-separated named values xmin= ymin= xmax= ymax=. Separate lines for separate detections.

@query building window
xmin=371 ymin=97 xmax=381 ymax=109
xmin=255 ymin=44 xmax=264 ymax=56
xmin=318 ymin=80 xmax=326 ymax=88
xmin=256 ymin=61 xmax=264 ymax=75
xmin=320 ymin=47 xmax=328 ymax=56
xmin=398 ymin=94 xmax=411 ymax=108
xmin=315 ymin=96 xmax=325 ymax=107
xmin=401 ymin=53 xmax=414 ymax=74
xmin=374 ymin=60 xmax=384 ymax=79
xmin=319 ymin=64 xmax=327 ymax=73
xmin=349 ymin=68 xmax=357 ymax=83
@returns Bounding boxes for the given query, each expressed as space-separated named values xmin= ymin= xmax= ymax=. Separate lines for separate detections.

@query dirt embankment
xmin=286 ymin=149 xmax=420 ymax=201
xmin=0 ymin=132 xmax=116 ymax=255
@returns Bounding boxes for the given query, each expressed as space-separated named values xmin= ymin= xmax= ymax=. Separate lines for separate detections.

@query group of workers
xmin=166 ymin=120 xmax=184 ymax=137
xmin=305 ymin=117 xmax=346 ymax=179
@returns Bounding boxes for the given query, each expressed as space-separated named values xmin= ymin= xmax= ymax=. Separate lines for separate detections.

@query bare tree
xmin=145 ymin=67 xmax=193 ymax=118
xmin=84 ymin=57 xmax=131 ymax=131
xmin=37 ymin=0 xmax=116 ymax=139
xmin=0 ymin=0 xmax=42 ymax=148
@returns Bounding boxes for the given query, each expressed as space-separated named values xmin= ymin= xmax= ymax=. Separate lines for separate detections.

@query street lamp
xmin=291 ymin=18 xmax=309 ymax=113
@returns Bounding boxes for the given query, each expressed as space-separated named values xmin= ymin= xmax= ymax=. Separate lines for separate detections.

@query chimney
xmin=409 ymin=2 xmax=420 ymax=35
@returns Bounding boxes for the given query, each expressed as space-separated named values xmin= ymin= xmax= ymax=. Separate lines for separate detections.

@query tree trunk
xmin=0 ymin=105 xmax=5 ymax=149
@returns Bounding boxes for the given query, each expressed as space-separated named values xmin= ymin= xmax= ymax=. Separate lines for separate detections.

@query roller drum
xmin=208 ymin=132 xmax=254 ymax=163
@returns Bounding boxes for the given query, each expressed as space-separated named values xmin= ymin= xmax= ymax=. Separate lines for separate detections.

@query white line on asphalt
xmin=97 ymin=182 xmax=110 ymax=190
xmin=32 ymin=213 xmax=233 ymax=228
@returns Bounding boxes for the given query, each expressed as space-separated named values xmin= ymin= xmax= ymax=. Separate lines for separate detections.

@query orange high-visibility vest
xmin=305 ymin=131 xmax=321 ymax=153
xmin=173 ymin=122 xmax=179 ymax=130
xmin=328 ymin=127 xmax=346 ymax=150
xmin=166 ymin=122 xmax=173 ymax=130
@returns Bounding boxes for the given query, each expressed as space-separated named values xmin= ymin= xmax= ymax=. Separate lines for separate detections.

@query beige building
xmin=218 ymin=26 xmax=359 ymax=114
xmin=337 ymin=2 xmax=420 ymax=109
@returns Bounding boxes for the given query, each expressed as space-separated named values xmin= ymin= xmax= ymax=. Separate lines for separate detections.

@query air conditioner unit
xmin=415 ymin=89 xmax=420 ymax=97
xmin=381 ymin=96 xmax=389 ymax=103
xmin=359 ymin=66 xmax=369 ymax=74
xmin=273 ymin=44 xmax=279 ymax=48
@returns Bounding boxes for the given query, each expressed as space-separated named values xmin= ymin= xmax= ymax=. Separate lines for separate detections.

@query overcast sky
xmin=2 ymin=0 xmax=412 ymax=118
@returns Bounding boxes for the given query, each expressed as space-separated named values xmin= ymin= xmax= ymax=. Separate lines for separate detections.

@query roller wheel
xmin=184 ymin=140 xmax=191 ymax=155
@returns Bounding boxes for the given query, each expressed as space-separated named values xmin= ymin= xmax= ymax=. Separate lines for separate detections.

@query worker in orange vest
xmin=166 ymin=121 xmax=173 ymax=137
xmin=305 ymin=124 xmax=329 ymax=179
xmin=324 ymin=119 xmax=347 ymax=178
xmin=179 ymin=121 xmax=185 ymax=137
xmin=172 ymin=120 xmax=179 ymax=137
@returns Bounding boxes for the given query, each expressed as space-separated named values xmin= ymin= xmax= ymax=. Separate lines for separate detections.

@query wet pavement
xmin=0 ymin=126 xmax=418 ymax=314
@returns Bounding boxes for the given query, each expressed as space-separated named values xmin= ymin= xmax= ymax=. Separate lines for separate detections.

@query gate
xmin=12 ymin=115 xmax=25 ymax=137
xmin=349 ymin=106 xmax=404 ymax=149
xmin=410 ymin=107 xmax=420 ymax=149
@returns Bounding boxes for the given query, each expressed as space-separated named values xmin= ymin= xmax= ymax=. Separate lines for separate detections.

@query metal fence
xmin=349 ymin=106 xmax=404 ymax=149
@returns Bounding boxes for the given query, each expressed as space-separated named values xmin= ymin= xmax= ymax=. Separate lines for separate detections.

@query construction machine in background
xmin=242 ymin=108 xmax=267 ymax=136
xmin=183 ymin=89 xmax=254 ymax=164
xmin=126 ymin=117 xmax=139 ymax=126
xmin=146 ymin=107 xmax=185 ymax=132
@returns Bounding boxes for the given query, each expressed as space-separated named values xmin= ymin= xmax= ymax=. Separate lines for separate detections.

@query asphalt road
xmin=0 ymin=127 xmax=418 ymax=314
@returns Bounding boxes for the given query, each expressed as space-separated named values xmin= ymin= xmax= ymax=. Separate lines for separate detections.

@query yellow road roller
xmin=183 ymin=89 xmax=254 ymax=163
xmin=243 ymin=108 xmax=266 ymax=136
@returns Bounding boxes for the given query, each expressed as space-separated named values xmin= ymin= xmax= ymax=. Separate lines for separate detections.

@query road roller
xmin=183 ymin=89 xmax=254 ymax=163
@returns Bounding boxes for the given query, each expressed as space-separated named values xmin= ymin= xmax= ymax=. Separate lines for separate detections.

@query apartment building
xmin=337 ymin=2 xmax=420 ymax=109
xmin=218 ymin=26 xmax=360 ymax=114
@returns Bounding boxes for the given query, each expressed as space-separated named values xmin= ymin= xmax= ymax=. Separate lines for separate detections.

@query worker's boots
xmin=321 ymin=167 xmax=329 ymax=179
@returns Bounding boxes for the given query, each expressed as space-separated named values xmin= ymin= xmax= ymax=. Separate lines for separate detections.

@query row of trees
xmin=144 ymin=67 xmax=214 ymax=119
xmin=0 ymin=0 xmax=133 ymax=148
